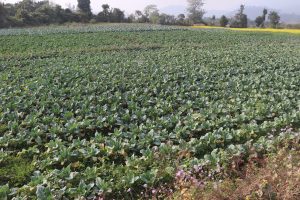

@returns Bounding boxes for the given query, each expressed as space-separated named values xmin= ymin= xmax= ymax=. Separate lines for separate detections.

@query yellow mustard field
xmin=193 ymin=26 xmax=223 ymax=29
xmin=192 ymin=26 xmax=300 ymax=34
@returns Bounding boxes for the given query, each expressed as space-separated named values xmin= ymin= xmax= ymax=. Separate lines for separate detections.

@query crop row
xmin=0 ymin=23 xmax=183 ymax=36
xmin=0 ymin=26 xmax=299 ymax=199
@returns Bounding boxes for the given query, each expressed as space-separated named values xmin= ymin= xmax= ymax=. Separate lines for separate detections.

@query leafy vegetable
xmin=0 ymin=24 xmax=299 ymax=199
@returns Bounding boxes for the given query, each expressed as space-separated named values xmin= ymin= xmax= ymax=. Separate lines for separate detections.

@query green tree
xmin=177 ymin=14 xmax=186 ymax=25
xmin=268 ymin=11 xmax=280 ymax=28
xmin=255 ymin=16 xmax=264 ymax=27
xmin=144 ymin=5 xmax=159 ymax=23
xmin=219 ymin=15 xmax=228 ymax=27
xmin=63 ymin=8 xmax=80 ymax=23
xmin=2 ymin=3 xmax=16 ymax=16
xmin=255 ymin=8 xmax=268 ymax=27
xmin=230 ymin=5 xmax=248 ymax=28
xmin=262 ymin=8 xmax=268 ymax=21
xmin=77 ymin=0 xmax=91 ymax=21
xmin=159 ymin=13 xmax=175 ymax=25
xmin=211 ymin=15 xmax=216 ymax=25
xmin=77 ymin=0 xmax=91 ymax=14
xmin=187 ymin=0 xmax=205 ymax=24
xmin=0 ymin=0 xmax=81 ymax=27
xmin=110 ymin=8 xmax=125 ymax=23
xmin=53 ymin=5 xmax=71 ymax=24
xmin=97 ymin=4 xmax=110 ymax=22
xmin=127 ymin=14 xmax=135 ymax=23
xmin=33 ymin=1 xmax=55 ymax=24
xmin=178 ymin=14 xmax=185 ymax=21
xmin=102 ymin=4 xmax=110 ymax=17
xmin=15 ymin=8 xmax=31 ymax=25
xmin=0 ymin=2 xmax=8 ymax=28
xmin=16 ymin=0 xmax=35 ymax=13
xmin=134 ymin=10 xmax=147 ymax=23
xmin=13 ymin=0 xmax=36 ymax=25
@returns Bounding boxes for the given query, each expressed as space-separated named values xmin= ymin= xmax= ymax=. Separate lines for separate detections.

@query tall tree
xmin=110 ymin=8 xmax=125 ymax=23
xmin=102 ymin=4 xmax=110 ymax=15
xmin=177 ymin=14 xmax=185 ymax=25
xmin=0 ymin=2 xmax=8 ymax=28
xmin=262 ymin=8 xmax=268 ymax=21
xmin=134 ymin=10 xmax=147 ymax=23
xmin=77 ymin=0 xmax=91 ymax=21
xmin=255 ymin=16 xmax=263 ymax=27
xmin=97 ymin=4 xmax=110 ymax=22
xmin=238 ymin=5 xmax=247 ymax=28
xmin=144 ymin=5 xmax=159 ymax=23
xmin=211 ymin=15 xmax=216 ymax=25
xmin=186 ymin=0 xmax=205 ymax=24
xmin=230 ymin=5 xmax=248 ymax=28
xmin=159 ymin=13 xmax=175 ymax=25
xmin=77 ymin=0 xmax=91 ymax=13
xmin=135 ymin=10 xmax=142 ymax=17
xmin=16 ymin=0 xmax=35 ymax=13
xmin=178 ymin=14 xmax=185 ymax=21
xmin=268 ymin=11 xmax=280 ymax=28
xmin=127 ymin=14 xmax=135 ymax=23
xmin=255 ymin=8 xmax=268 ymax=27
xmin=219 ymin=15 xmax=229 ymax=27
xmin=0 ymin=0 xmax=83 ymax=28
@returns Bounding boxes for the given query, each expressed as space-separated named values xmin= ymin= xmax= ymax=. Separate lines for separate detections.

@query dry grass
xmin=172 ymin=141 xmax=300 ymax=200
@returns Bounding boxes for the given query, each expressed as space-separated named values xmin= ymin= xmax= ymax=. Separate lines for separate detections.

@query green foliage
xmin=187 ymin=0 xmax=205 ymax=24
xmin=177 ymin=14 xmax=185 ymax=23
xmin=263 ymin=8 xmax=268 ymax=20
xmin=268 ymin=11 xmax=281 ymax=28
xmin=0 ymin=1 xmax=189 ymax=28
xmin=110 ymin=8 xmax=125 ymax=23
xmin=96 ymin=5 xmax=125 ymax=23
xmin=255 ymin=9 xmax=268 ymax=28
xmin=230 ymin=5 xmax=248 ymax=28
xmin=77 ymin=0 xmax=92 ymax=21
xmin=159 ymin=14 xmax=176 ymax=25
xmin=255 ymin=16 xmax=264 ymax=27
xmin=36 ymin=185 xmax=53 ymax=200
xmin=144 ymin=4 xmax=160 ymax=24
xmin=0 ymin=184 xmax=10 ymax=200
xmin=0 ymin=24 xmax=299 ymax=199
xmin=0 ymin=3 xmax=8 ymax=28
xmin=220 ymin=15 xmax=229 ymax=27
xmin=0 ymin=155 xmax=34 ymax=186
xmin=0 ymin=0 xmax=82 ymax=28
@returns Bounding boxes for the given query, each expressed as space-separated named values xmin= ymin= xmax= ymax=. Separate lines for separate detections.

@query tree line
xmin=0 ymin=0 xmax=281 ymax=29
xmin=0 ymin=0 xmax=191 ymax=28
xmin=210 ymin=5 xmax=280 ymax=28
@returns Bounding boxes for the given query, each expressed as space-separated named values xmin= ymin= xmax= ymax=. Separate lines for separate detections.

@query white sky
xmin=2 ymin=0 xmax=300 ymax=14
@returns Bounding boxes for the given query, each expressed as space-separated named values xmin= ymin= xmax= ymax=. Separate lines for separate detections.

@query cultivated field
xmin=0 ymin=24 xmax=299 ymax=199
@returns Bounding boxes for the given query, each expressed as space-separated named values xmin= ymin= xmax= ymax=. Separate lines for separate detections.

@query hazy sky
xmin=3 ymin=0 xmax=300 ymax=14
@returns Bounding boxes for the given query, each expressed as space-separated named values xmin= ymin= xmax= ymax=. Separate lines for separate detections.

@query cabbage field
xmin=0 ymin=24 xmax=300 ymax=199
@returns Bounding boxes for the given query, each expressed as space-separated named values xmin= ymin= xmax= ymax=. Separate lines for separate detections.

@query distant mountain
xmin=277 ymin=13 xmax=300 ymax=24
xmin=161 ymin=5 xmax=300 ymax=24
